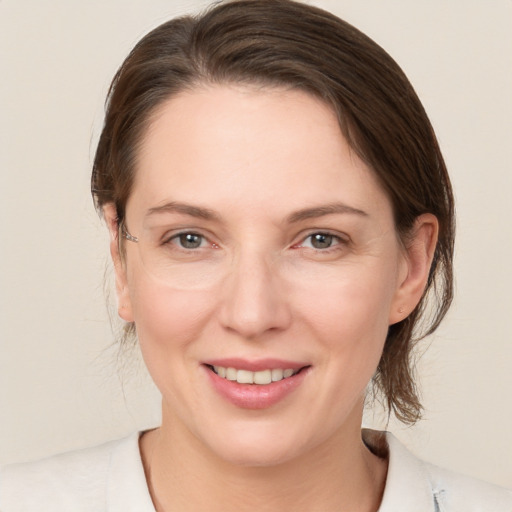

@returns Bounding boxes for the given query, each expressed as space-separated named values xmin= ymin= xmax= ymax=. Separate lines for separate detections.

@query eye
xmin=301 ymin=232 xmax=341 ymax=250
xmin=170 ymin=232 xmax=206 ymax=249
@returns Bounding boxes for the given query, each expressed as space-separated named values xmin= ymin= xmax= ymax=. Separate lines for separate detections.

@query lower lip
xmin=204 ymin=366 xmax=310 ymax=409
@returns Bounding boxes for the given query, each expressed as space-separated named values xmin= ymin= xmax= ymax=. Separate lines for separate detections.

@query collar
xmin=107 ymin=432 xmax=155 ymax=512
xmin=106 ymin=430 xmax=438 ymax=512
xmin=377 ymin=432 xmax=437 ymax=512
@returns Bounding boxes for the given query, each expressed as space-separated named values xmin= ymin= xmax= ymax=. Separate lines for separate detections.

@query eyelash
xmin=295 ymin=232 xmax=346 ymax=252
xmin=163 ymin=232 xmax=215 ymax=250
xmin=163 ymin=230 xmax=348 ymax=253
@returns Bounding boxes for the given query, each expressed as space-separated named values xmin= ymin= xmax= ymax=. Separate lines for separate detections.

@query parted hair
xmin=92 ymin=0 xmax=455 ymax=424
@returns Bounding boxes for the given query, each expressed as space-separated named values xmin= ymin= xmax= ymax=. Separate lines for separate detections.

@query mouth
xmin=203 ymin=360 xmax=311 ymax=409
xmin=206 ymin=365 xmax=303 ymax=385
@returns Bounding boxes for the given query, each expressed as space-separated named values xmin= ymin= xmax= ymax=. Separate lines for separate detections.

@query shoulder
xmin=379 ymin=431 xmax=512 ymax=512
xmin=424 ymin=461 xmax=512 ymax=512
xmin=0 ymin=432 xmax=155 ymax=512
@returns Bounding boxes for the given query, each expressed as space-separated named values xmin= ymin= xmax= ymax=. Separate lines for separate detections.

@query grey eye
xmin=177 ymin=233 xmax=204 ymax=249
xmin=309 ymin=233 xmax=335 ymax=249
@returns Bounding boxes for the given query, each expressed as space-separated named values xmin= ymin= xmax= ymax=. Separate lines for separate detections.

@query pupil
xmin=312 ymin=233 xmax=332 ymax=249
xmin=180 ymin=233 xmax=202 ymax=249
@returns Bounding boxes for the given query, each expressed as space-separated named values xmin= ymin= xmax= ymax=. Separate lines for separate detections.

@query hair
xmin=91 ymin=0 xmax=455 ymax=424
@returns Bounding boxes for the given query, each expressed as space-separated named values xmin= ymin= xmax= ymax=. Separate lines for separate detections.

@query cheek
xmin=125 ymin=262 xmax=217 ymax=373
xmin=293 ymin=260 xmax=398 ymax=338
xmin=130 ymin=286 xmax=218 ymax=410
xmin=132 ymin=286 xmax=214 ymax=341
xmin=290 ymin=261 xmax=399 ymax=386
xmin=303 ymin=283 xmax=389 ymax=380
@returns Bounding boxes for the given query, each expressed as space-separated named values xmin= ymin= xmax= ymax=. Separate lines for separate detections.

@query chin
xmin=196 ymin=416 xmax=318 ymax=468
xmin=215 ymin=438 xmax=300 ymax=468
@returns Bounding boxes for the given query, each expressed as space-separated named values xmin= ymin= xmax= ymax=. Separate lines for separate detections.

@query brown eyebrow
xmin=287 ymin=203 xmax=368 ymax=223
xmin=146 ymin=201 xmax=221 ymax=221
xmin=145 ymin=201 xmax=367 ymax=223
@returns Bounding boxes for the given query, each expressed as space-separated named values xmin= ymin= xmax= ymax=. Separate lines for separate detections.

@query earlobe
xmin=103 ymin=203 xmax=135 ymax=323
xmin=389 ymin=214 xmax=439 ymax=325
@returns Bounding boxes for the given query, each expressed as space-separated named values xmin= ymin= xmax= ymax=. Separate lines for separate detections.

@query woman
xmin=2 ymin=0 xmax=511 ymax=510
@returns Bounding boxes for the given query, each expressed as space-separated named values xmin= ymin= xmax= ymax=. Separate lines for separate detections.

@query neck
xmin=140 ymin=407 xmax=388 ymax=512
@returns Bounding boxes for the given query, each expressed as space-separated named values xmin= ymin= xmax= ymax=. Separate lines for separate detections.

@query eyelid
xmin=293 ymin=229 xmax=350 ymax=248
xmin=160 ymin=226 xmax=212 ymax=242
xmin=174 ymin=232 xmax=206 ymax=247
xmin=161 ymin=229 xmax=219 ymax=250
xmin=158 ymin=227 xmax=349 ymax=251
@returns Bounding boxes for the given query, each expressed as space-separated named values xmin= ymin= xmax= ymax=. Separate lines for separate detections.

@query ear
xmin=389 ymin=213 xmax=439 ymax=325
xmin=103 ymin=203 xmax=134 ymax=323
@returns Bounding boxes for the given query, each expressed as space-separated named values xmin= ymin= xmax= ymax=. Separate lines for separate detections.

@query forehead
xmin=128 ymin=85 xmax=391 ymax=221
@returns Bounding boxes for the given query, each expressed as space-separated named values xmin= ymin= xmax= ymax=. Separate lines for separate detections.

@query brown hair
xmin=92 ymin=0 xmax=455 ymax=424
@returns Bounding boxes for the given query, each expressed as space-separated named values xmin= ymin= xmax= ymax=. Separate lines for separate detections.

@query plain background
xmin=1 ymin=0 xmax=511 ymax=488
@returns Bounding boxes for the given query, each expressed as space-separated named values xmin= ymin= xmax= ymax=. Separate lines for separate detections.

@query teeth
xmin=271 ymin=368 xmax=283 ymax=381
xmin=254 ymin=369 xmax=272 ymax=385
xmin=225 ymin=367 xmax=237 ymax=381
xmin=237 ymin=370 xmax=254 ymax=384
xmin=215 ymin=366 xmax=226 ymax=378
xmin=212 ymin=366 xmax=299 ymax=385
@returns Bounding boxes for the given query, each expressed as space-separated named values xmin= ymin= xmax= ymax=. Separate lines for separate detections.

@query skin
xmin=104 ymin=85 xmax=438 ymax=512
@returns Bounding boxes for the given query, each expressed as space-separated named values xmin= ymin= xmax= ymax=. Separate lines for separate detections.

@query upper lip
xmin=203 ymin=358 xmax=309 ymax=372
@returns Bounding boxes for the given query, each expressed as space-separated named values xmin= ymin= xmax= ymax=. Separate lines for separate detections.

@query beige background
xmin=1 ymin=0 xmax=511 ymax=488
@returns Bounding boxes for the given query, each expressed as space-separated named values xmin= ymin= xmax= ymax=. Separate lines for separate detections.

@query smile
xmin=210 ymin=366 xmax=300 ymax=385
xmin=204 ymin=360 xmax=310 ymax=408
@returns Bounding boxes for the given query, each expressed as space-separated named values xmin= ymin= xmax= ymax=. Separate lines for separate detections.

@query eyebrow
xmin=146 ymin=201 xmax=221 ymax=221
xmin=145 ymin=200 xmax=367 ymax=223
xmin=287 ymin=203 xmax=368 ymax=223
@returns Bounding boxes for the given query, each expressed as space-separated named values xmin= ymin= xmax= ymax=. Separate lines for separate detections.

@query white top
xmin=1 ymin=431 xmax=511 ymax=511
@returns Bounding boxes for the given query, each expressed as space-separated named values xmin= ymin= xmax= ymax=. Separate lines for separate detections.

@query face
xmin=113 ymin=85 xmax=425 ymax=466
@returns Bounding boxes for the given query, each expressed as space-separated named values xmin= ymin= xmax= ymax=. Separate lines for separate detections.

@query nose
xmin=218 ymin=249 xmax=292 ymax=339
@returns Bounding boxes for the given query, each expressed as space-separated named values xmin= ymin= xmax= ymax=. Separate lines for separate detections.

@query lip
xmin=203 ymin=358 xmax=306 ymax=372
xmin=202 ymin=359 xmax=311 ymax=410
